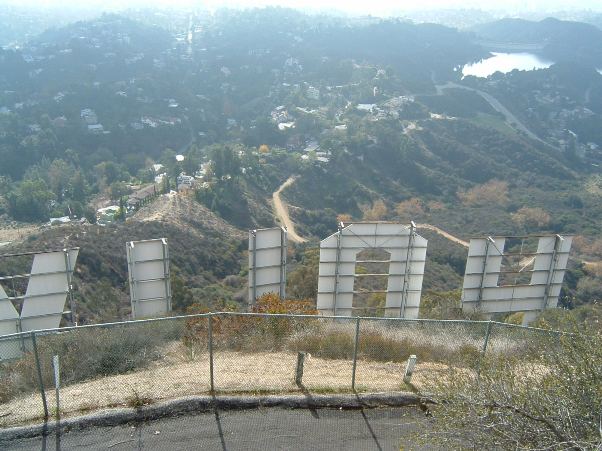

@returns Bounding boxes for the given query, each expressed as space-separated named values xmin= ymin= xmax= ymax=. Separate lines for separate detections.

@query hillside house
xmin=126 ymin=184 xmax=158 ymax=211
xmin=177 ymin=174 xmax=195 ymax=191
xmin=81 ymin=108 xmax=98 ymax=124
xmin=87 ymin=124 xmax=104 ymax=134
xmin=96 ymin=206 xmax=120 ymax=225
xmin=307 ymin=86 xmax=320 ymax=100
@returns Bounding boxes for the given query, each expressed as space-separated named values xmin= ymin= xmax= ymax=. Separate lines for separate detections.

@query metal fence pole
xmin=52 ymin=355 xmax=60 ymax=421
xmin=31 ymin=332 xmax=49 ymax=420
xmin=351 ymin=317 xmax=361 ymax=391
xmin=208 ymin=314 xmax=215 ymax=393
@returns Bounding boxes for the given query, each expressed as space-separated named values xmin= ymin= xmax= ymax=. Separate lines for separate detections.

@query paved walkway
xmin=1 ymin=407 xmax=435 ymax=451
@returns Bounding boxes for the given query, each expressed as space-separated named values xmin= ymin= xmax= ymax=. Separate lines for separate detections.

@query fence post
xmin=31 ymin=332 xmax=48 ymax=420
xmin=478 ymin=321 xmax=494 ymax=376
xmin=295 ymin=352 xmax=306 ymax=386
xmin=403 ymin=355 xmax=417 ymax=384
xmin=208 ymin=314 xmax=215 ymax=393
xmin=351 ymin=317 xmax=361 ymax=391
xmin=52 ymin=355 xmax=60 ymax=421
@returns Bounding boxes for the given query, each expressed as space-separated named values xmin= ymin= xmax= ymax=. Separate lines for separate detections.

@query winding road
xmin=436 ymin=82 xmax=559 ymax=150
xmin=272 ymin=176 xmax=307 ymax=243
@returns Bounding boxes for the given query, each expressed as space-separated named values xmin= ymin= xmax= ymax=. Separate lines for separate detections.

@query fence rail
xmin=0 ymin=312 xmax=560 ymax=428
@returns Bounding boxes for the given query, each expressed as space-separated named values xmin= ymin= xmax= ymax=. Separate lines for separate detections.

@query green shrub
xmin=420 ymin=329 xmax=602 ymax=449
xmin=0 ymin=320 xmax=183 ymax=403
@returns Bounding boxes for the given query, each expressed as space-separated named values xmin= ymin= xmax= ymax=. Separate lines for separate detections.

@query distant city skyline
xmin=2 ymin=0 xmax=602 ymax=16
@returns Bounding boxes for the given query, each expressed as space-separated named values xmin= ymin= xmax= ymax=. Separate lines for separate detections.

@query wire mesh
xmin=289 ymin=316 xmax=357 ymax=392
xmin=485 ymin=321 xmax=561 ymax=363
xmin=354 ymin=319 xmax=489 ymax=392
xmin=211 ymin=314 xmax=347 ymax=393
xmin=0 ymin=313 xmax=564 ymax=429
xmin=0 ymin=332 xmax=45 ymax=427
xmin=0 ymin=316 xmax=212 ymax=427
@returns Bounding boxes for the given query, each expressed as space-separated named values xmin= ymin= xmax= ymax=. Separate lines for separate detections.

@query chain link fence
xmin=0 ymin=313 xmax=561 ymax=428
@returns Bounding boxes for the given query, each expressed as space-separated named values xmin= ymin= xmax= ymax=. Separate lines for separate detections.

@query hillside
xmin=471 ymin=18 xmax=602 ymax=66
xmin=0 ymin=195 xmax=246 ymax=324
xmin=0 ymin=8 xmax=600 ymax=323
xmin=132 ymin=192 xmax=245 ymax=241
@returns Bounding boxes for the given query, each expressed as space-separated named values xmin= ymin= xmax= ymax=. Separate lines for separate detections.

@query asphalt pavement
xmin=1 ymin=407 xmax=434 ymax=451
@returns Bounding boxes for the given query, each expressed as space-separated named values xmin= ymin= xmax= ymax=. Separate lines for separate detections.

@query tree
xmin=362 ymin=199 xmax=388 ymax=220
xmin=7 ymin=179 xmax=55 ymax=221
xmin=70 ymin=171 xmax=87 ymax=202
xmin=162 ymin=175 xmax=170 ymax=194
xmin=457 ymin=179 xmax=509 ymax=207
xmin=116 ymin=197 xmax=126 ymax=222
xmin=395 ymin=198 xmax=425 ymax=219
xmin=336 ymin=213 xmax=353 ymax=224
xmin=63 ymin=148 xmax=79 ymax=166
xmin=171 ymin=271 xmax=194 ymax=312
xmin=511 ymin=206 xmax=551 ymax=230
xmin=0 ymin=175 xmax=11 ymax=196
xmin=109 ymin=182 xmax=130 ymax=201
xmin=210 ymin=145 xmax=240 ymax=179
xmin=286 ymin=248 xmax=319 ymax=300
xmin=47 ymin=159 xmax=72 ymax=201
xmin=95 ymin=161 xmax=124 ymax=190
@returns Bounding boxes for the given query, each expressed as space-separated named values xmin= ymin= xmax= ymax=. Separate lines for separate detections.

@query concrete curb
xmin=0 ymin=392 xmax=423 ymax=441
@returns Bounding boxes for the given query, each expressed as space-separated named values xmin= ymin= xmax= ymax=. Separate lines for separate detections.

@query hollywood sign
xmin=248 ymin=223 xmax=573 ymax=323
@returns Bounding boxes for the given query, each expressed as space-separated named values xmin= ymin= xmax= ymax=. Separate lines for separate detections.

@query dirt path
xmin=270 ymin=178 xmax=602 ymax=276
xmin=272 ymin=176 xmax=307 ymax=243
xmin=415 ymin=224 xmax=600 ymax=270
xmin=416 ymin=223 xmax=469 ymax=248
xmin=271 ymin=177 xmax=465 ymax=247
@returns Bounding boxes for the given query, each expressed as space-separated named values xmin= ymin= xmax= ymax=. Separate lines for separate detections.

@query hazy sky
xmin=2 ymin=0 xmax=602 ymax=15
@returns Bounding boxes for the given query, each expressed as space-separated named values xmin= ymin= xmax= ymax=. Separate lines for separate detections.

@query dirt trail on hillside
xmin=416 ymin=223 xmax=469 ymax=248
xmin=416 ymin=225 xmax=601 ymax=270
xmin=270 ymin=178 xmax=467 ymax=247
xmin=269 ymin=179 xmax=602 ymax=272
xmin=272 ymin=176 xmax=307 ymax=243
